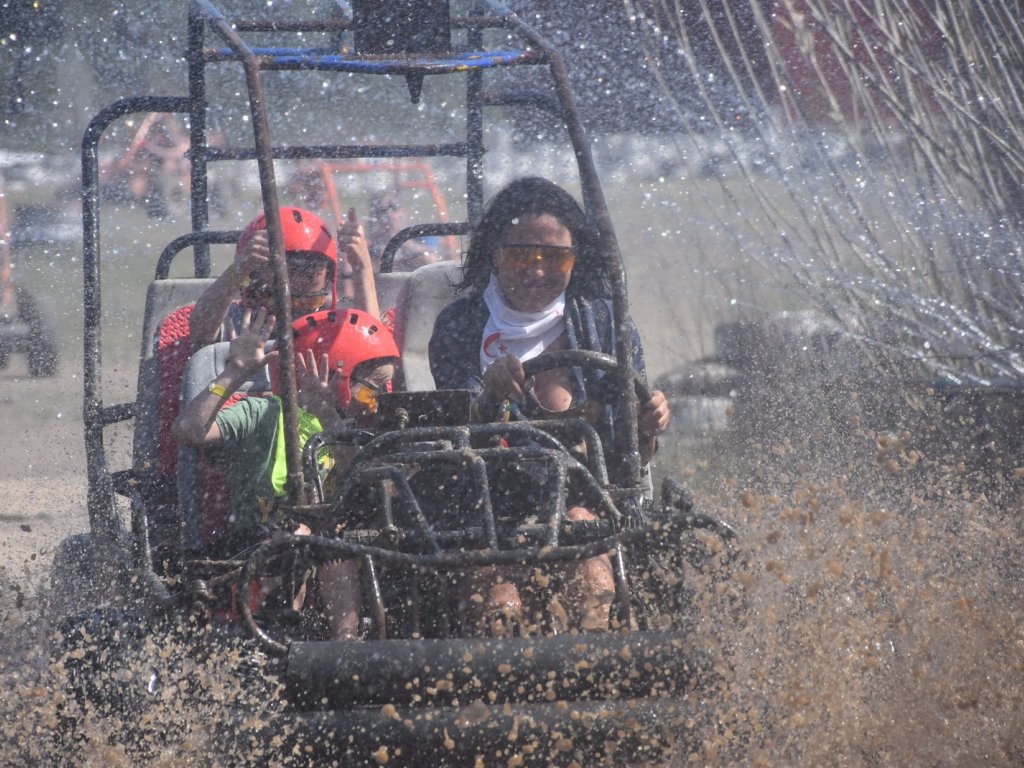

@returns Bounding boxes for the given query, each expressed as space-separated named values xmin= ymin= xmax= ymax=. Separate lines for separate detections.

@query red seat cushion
xmin=155 ymin=305 xmax=196 ymax=477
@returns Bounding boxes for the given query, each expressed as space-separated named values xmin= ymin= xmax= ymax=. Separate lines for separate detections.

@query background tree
xmin=625 ymin=0 xmax=1024 ymax=388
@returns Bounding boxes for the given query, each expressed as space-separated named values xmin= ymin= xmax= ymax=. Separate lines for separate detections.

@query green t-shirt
xmin=212 ymin=396 xmax=323 ymax=538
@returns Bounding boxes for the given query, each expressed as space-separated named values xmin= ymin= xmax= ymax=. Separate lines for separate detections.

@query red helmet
xmin=271 ymin=309 xmax=400 ymax=410
xmin=237 ymin=206 xmax=339 ymax=308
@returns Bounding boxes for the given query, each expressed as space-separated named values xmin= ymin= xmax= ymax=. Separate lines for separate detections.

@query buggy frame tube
xmin=190 ymin=0 xmax=306 ymax=504
xmin=82 ymin=95 xmax=190 ymax=540
xmin=187 ymin=9 xmax=212 ymax=276
xmin=466 ymin=10 xmax=486 ymax=224
xmin=156 ymin=230 xmax=244 ymax=280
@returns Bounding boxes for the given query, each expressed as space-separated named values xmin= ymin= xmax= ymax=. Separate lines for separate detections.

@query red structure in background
xmin=286 ymin=158 xmax=458 ymax=263
xmin=319 ymin=159 xmax=456 ymax=259
xmin=514 ymin=0 xmax=948 ymax=132
xmin=769 ymin=0 xmax=945 ymax=127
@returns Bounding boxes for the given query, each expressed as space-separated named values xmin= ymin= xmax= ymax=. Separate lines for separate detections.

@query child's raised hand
xmin=296 ymin=349 xmax=337 ymax=420
xmin=233 ymin=228 xmax=270 ymax=284
xmin=227 ymin=306 xmax=278 ymax=377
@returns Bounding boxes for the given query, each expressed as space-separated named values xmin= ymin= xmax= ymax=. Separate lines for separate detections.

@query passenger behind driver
xmin=172 ymin=307 xmax=400 ymax=641
xmin=429 ymin=177 xmax=671 ymax=635
xmin=189 ymin=205 xmax=379 ymax=349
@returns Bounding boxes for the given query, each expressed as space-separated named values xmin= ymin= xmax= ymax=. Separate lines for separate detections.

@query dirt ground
xmin=3 ymin=286 xmax=1024 ymax=767
xmin=0 ymin=355 xmax=89 ymax=591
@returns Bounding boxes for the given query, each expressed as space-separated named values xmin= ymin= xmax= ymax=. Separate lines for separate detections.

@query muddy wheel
xmin=53 ymin=606 xmax=158 ymax=760
xmin=50 ymin=534 xmax=131 ymax=622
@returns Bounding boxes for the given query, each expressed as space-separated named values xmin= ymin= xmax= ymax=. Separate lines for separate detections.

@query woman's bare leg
xmin=460 ymin=566 xmax=523 ymax=637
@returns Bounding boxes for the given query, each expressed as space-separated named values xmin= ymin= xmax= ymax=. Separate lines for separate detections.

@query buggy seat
xmin=132 ymin=278 xmax=215 ymax=489
xmin=390 ymin=260 xmax=461 ymax=391
xmin=128 ymin=279 xmax=213 ymax=555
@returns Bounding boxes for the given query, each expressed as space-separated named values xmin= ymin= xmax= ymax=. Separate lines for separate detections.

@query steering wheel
xmin=519 ymin=349 xmax=650 ymax=415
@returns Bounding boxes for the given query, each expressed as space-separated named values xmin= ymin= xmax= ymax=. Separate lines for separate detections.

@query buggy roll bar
xmin=82 ymin=1 xmax=643 ymax=542
xmin=189 ymin=0 xmax=308 ymax=504
xmin=81 ymin=95 xmax=191 ymax=539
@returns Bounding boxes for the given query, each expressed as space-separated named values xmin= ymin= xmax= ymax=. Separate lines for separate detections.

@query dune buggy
xmin=59 ymin=1 xmax=737 ymax=764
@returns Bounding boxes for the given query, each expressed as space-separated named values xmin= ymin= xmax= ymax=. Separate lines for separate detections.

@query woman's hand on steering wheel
xmin=639 ymin=389 xmax=671 ymax=439
xmin=482 ymin=354 xmax=528 ymax=404
xmin=520 ymin=349 xmax=670 ymax=435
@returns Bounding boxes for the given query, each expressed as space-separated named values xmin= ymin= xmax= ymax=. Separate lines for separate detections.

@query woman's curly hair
xmin=455 ymin=177 xmax=609 ymax=299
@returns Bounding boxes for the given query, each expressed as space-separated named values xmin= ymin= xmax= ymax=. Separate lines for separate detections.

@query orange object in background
xmin=292 ymin=158 xmax=458 ymax=267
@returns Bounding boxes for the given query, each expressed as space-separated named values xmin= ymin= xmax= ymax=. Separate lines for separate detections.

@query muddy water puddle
xmin=1 ymin=425 xmax=1022 ymax=766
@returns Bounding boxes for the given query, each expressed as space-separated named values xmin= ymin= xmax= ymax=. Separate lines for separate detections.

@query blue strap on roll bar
xmin=207 ymin=47 xmax=542 ymax=73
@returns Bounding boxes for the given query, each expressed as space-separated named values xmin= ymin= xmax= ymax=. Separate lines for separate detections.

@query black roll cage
xmin=81 ymin=0 xmax=642 ymax=546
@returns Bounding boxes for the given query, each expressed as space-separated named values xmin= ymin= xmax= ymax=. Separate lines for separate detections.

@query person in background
xmin=364 ymin=190 xmax=440 ymax=274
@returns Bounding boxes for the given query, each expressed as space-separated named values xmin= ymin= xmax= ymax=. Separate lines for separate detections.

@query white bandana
xmin=480 ymin=274 xmax=565 ymax=373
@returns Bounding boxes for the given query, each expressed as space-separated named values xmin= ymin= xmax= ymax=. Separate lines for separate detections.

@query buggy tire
xmin=50 ymin=533 xmax=128 ymax=622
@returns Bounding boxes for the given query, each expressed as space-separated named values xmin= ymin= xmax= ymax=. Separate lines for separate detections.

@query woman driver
xmin=428 ymin=177 xmax=670 ymax=634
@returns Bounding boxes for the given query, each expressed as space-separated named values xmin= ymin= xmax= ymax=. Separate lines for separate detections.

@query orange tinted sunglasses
xmin=291 ymin=290 xmax=330 ymax=313
xmin=497 ymin=244 xmax=576 ymax=274
xmin=350 ymin=375 xmax=390 ymax=413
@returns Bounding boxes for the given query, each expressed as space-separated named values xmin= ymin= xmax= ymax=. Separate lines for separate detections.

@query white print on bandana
xmin=480 ymin=274 xmax=565 ymax=373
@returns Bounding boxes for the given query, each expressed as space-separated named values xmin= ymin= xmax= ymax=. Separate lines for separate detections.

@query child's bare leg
xmin=563 ymin=506 xmax=615 ymax=632
xmin=319 ymin=558 xmax=362 ymax=640
xmin=460 ymin=566 xmax=523 ymax=637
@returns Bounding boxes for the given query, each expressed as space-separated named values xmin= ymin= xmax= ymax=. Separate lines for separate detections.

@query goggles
xmin=244 ymin=282 xmax=330 ymax=313
xmin=350 ymin=375 xmax=388 ymax=413
xmin=496 ymin=244 xmax=576 ymax=275
xmin=291 ymin=290 xmax=331 ymax=313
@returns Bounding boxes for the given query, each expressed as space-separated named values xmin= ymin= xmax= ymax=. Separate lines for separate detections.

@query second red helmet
xmin=272 ymin=309 xmax=400 ymax=410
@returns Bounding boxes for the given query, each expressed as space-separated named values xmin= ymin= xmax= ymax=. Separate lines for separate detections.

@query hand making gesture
xmin=337 ymin=207 xmax=381 ymax=318
xmin=295 ymin=348 xmax=342 ymax=428
xmin=232 ymin=229 xmax=271 ymax=287
xmin=173 ymin=306 xmax=279 ymax=447
xmin=337 ymin=207 xmax=372 ymax=276
xmin=226 ymin=306 xmax=279 ymax=379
